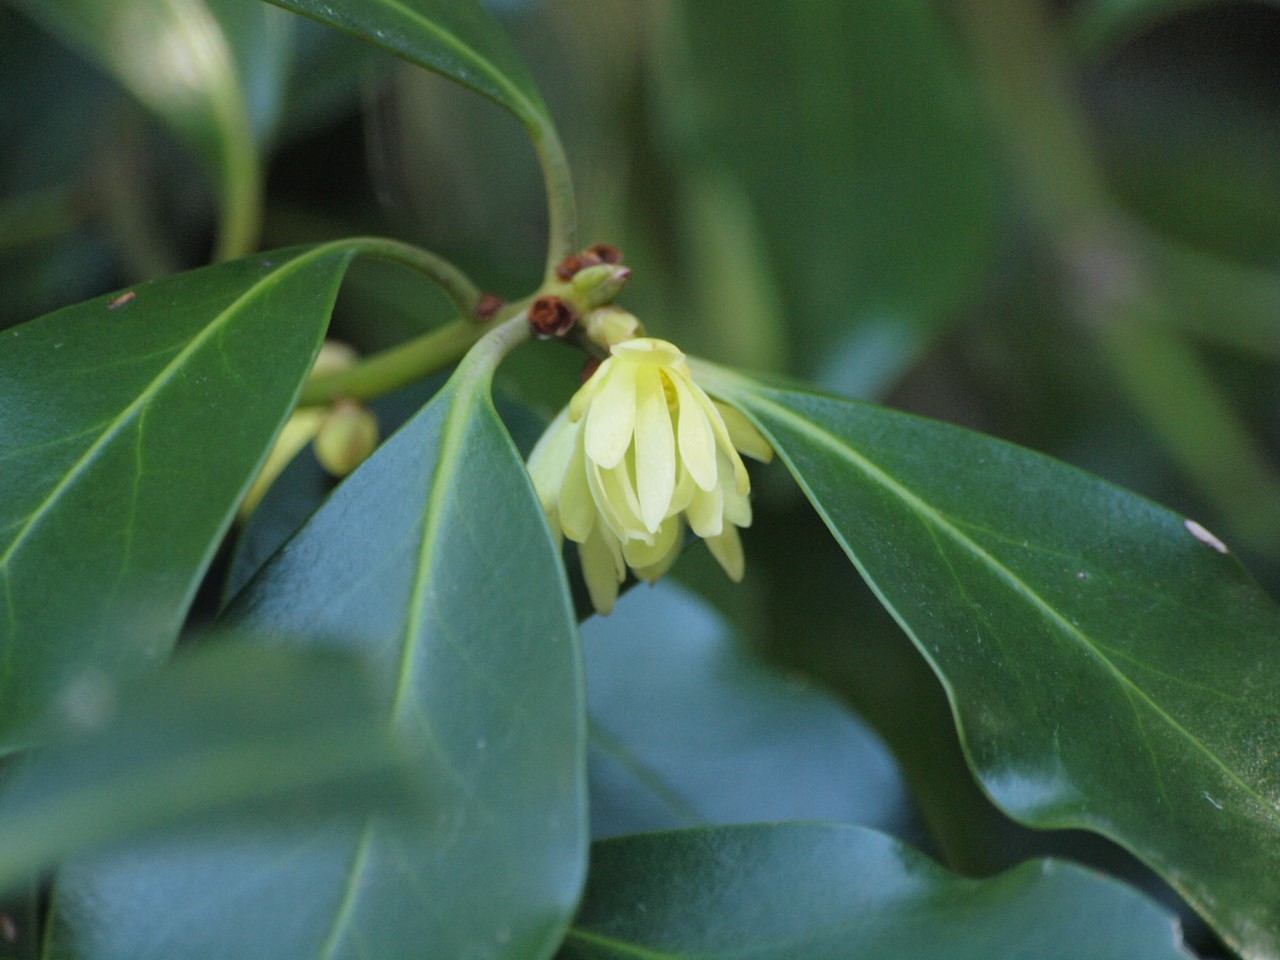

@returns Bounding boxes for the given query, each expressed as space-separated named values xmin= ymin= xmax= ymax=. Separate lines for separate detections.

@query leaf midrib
xmin=737 ymin=386 xmax=1276 ymax=824
xmin=0 ymin=243 xmax=348 ymax=575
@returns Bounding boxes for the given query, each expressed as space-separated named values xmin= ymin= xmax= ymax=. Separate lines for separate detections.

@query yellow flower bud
xmin=582 ymin=306 xmax=645 ymax=350
xmin=313 ymin=400 xmax=379 ymax=477
xmin=527 ymin=336 xmax=772 ymax=615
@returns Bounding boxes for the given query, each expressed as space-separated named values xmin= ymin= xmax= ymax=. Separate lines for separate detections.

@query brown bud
xmin=554 ymin=254 xmax=584 ymax=281
xmin=528 ymin=296 xmax=578 ymax=339
xmin=473 ymin=293 xmax=503 ymax=322
xmin=584 ymin=243 xmax=623 ymax=265
xmin=580 ymin=356 xmax=602 ymax=384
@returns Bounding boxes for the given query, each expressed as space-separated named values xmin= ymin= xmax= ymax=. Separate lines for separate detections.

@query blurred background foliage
xmin=3 ymin=0 xmax=1279 ymax=954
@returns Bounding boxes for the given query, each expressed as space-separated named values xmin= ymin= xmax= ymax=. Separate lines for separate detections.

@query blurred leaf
xmin=1073 ymin=0 xmax=1228 ymax=55
xmin=583 ymin=580 xmax=908 ymax=839
xmin=559 ymin=824 xmax=1193 ymax=960
xmin=6 ymin=0 xmax=264 ymax=258
xmin=206 ymin=0 xmax=295 ymax=145
xmin=681 ymin=0 xmax=996 ymax=381
xmin=0 ymin=244 xmax=362 ymax=749
xmin=0 ymin=643 xmax=421 ymax=897
xmin=49 ymin=340 xmax=587 ymax=959
xmin=1088 ymin=55 xmax=1280 ymax=266
xmin=263 ymin=0 xmax=549 ymax=130
xmin=699 ymin=368 xmax=1280 ymax=960
xmin=1144 ymin=233 xmax=1280 ymax=359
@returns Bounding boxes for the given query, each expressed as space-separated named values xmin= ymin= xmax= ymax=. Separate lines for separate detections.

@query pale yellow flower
xmin=527 ymin=337 xmax=771 ymax=614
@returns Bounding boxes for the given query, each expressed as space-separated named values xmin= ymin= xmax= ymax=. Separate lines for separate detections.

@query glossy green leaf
xmin=263 ymin=0 xmax=549 ymax=130
xmin=584 ymin=580 xmax=908 ymax=839
xmin=48 ymin=333 xmax=587 ymax=960
xmin=0 ymin=642 xmax=421 ymax=897
xmin=698 ymin=367 xmax=1280 ymax=960
xmin=559 ymin=824 xmax=1193 ymax=960
xmin=0 ymin=243 xmax=364 ymax=749
xmin=6 ymin=0 xmax=263 ymax=259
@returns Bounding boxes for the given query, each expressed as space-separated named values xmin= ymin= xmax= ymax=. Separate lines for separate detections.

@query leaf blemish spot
xmin=107 ymin=291 xmax=136 ymax=310
xmin=1203 ymin=790 xmax=1224 ymax=810
xmin=1184 ymin=519 xmax=1229 ymax=554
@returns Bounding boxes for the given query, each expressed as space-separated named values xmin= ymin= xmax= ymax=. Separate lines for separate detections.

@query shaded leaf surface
xmin=0 ymin=643 xmax=419 ymax=897
xmin=700 ymin=369 xmax=1280 ymax=960
xmin=264 ymin=0 xmax=548 ymax=128
xmin=48 ymin=344 xmax=586 ymax=959
xmin=559 ymin=824 xmax=1192 ymax=960
xmin=584 ymin=581 xmax=908 ymax=839
xmin=0 ymin=244 xmax=360 ymax=748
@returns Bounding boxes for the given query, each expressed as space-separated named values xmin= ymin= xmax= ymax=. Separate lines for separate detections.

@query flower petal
xmin=714 ymin=400 xmax=773 ymax=463
xmin=671 ymin=374 xmax=717 ymax=491
xmin=526 ymin=407 xmax=575 ymax=510
xmin=706 ymin=524 xmax=745 ymax=582
xmin=622 ymin=517 xmax=682 ymax=577
xmin=579 ymin=526 xmax=623 ymax=615
xmin=612 ymin=337 xmax=685 ymax=366
xmin=685 ymin=482 xmax=724 ymax=539
xmin=585 ymin=360 xmax=637 ymax=468
xmin=690 ymin=380 xmax=751 ymax=494
xmin=634 ymin=366 xmax=677 ymax=533
xmin=558 ymin=426 xmax=596 ymax=543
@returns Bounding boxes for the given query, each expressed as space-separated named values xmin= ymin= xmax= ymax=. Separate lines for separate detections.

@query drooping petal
xmin=585 ymin=359 xmax=638 ymax=469
xmin=558 ymin=426 xmax=596 ymax=543
xmin=526 ymin=407 xmax=575 ymax=511
xmin=706 ymin=524 xmax=745 ymax=582
xmin=593 ymin=456 xmax=650 ymax=543
xmin=629 ymin=519 xmax=685 ymax=583
xmin=685 ymin=482 xmax=724 ymax=539
xmin=671 ymin=373 xmax=717 ymax=491
xmin=579 ymin=525 xmax=624 ymax=615
xmin=634 ymin=366 xmax=677 ymax=533
xmin=689 ymin=382 xmax=751 ymax=495
xmin=622 ymin=516 xmax=682 ymax=575
xmin=714 ymin=400 xmax=773 ymax=463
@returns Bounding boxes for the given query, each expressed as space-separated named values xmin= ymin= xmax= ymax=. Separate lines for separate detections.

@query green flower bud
xmin=569 ymin=263 xmax=632 ymax=309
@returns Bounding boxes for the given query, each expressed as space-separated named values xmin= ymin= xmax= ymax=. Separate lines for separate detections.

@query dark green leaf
xmin=263 ymin=0 xmax=549 ymax=130
xmin=6 ymin=0 xmax=264 ymax=258
xmin=559 ymin=824 xmax=1193 ymax=960
xmin=699 ymin=367 xmax=1280 ymax=960
xmin=584 ymin=580 xmax=908 ymax=839
xmin=0 ymin=243 xmax=361 ymax=749
xmin=0 ymin=642 xmax=421 ymax=897
xmin=682 ymin=0 xmax=996 ymax=385
xmin=48 ymin=339 xmax=587 ymax=959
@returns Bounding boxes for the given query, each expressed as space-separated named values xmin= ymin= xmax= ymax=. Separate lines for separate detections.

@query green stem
xmin=529 ymin=120 xmax=578 ymax=281
xmin=300 ymin=320 xmax=486 ymax=406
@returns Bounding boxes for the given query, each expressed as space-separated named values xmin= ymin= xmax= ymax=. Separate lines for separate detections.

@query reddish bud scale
xmin=554 ymin=244 xmax=624 ymax=281
xmin=473 ymin=293 xmax=504 ymax=322
xmin=529 ymin=296 xmax=577 ymax=339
